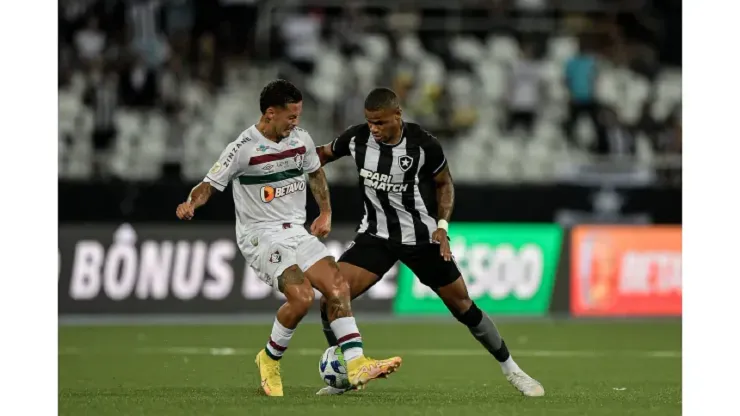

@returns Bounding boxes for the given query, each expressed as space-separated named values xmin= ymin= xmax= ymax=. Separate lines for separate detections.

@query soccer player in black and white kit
xmin=314 ymin=87 xmax=545 ymax=397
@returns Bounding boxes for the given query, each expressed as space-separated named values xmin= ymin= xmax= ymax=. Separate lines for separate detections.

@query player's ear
xmin=265 ymin=107 xmax=275 ymax=122
xmin=395 ymin=107 xmax=402 ymax=120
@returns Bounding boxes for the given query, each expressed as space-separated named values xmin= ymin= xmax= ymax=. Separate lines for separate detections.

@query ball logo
xmin=260 ymin=181 xmax=306 ymax=203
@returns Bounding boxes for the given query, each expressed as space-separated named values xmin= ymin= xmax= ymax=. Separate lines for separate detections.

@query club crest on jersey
xmin=359 ymin=168 xmax=409 ymax=192
xmin=398 ymin=155 xmax=414 ymax=172
xmin=269 ymin=250 xmax=281 ymax=263
xmin=260 ymin=181 xmax=306 ymax=203
xmin=294 ymin=153 xmax=304 ymax=169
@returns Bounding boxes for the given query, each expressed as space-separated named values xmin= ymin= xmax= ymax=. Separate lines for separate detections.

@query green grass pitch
xmin=59 ymin=320 xmax=681 ymax=415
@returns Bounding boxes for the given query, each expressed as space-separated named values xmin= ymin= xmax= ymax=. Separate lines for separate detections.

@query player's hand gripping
xmin=310 ymin=212 xmax=332 ymax=238
xmin=176 ymin=201 xmax=196 ymax=220
xmin=432 ymin=228 xmax=452 ymax=261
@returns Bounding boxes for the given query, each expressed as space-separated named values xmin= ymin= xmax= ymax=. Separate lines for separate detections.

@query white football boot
xmin=316 ymin=385 xmax=356 ymax=396
xmin=506 ymin=370 xmax=545 ymax=397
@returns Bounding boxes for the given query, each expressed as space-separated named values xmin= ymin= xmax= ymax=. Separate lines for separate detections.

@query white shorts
xmin=238 ymin=225 xmax=332 ymax=291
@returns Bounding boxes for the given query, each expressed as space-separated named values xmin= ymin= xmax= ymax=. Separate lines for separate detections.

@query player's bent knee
xmin=454 ymin=301 xmax=483 ymax=328
xmin=290 ymin=286 xmax=315 ymax=315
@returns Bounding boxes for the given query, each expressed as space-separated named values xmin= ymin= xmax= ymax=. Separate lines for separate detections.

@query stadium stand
xmin=58 ymin=0 xmax=681 ymax=185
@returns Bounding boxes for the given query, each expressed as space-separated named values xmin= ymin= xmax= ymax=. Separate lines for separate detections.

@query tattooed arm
xmin=176 ymin=182 xmax=216 ymax=220
xmin=431 ymin=166 xmax=455 ymax=261
xmin=433 ymin=166 xmax=455 ymax=223
xmin=308 ymin=168 xmax=332 ymax=237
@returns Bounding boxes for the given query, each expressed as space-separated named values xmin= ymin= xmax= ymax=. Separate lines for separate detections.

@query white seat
xmin=547 ymin=37 xmax=578 ymax=64
xmin=475 ymin=59 xmax=507 ymax=101
xmin=450 ymin=36 xmax=485 ymax=64
xmin=486 ymin=35 xmax=519 ymax=64
xmin=398 ymin=35 xmax=425 ymax=62
xmin=360 ymin=34 xmax=390 ymax=62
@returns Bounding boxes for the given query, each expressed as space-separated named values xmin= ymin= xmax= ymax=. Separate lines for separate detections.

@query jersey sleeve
xmin=420 ymin=136 xmax=448 ymax=177
xmin=330 ymin=126 xmax=355 ymax=158
xmin=301 ymin=132 xmax=321 ymax=174
xmin=203 ymin=138 xmax=247 ymax=191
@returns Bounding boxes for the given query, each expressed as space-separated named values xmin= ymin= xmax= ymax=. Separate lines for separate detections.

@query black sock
xmin=457 ymin=303 xmax=510 ymax=362
xmin=320 ymin=307 xmax=338 ymax=346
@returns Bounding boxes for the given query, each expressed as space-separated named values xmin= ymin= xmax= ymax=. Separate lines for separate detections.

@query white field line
xmin=58 ymin=346 xmax=681 ymax=359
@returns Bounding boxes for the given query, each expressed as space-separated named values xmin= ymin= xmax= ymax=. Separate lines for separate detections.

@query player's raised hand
xmin=432 ymin=229 xmax=452 ymax=261
xmin=311 ymin=212 xmax=332 ymax=238
xmin=176 ymin=201 xmax=196 ymax=220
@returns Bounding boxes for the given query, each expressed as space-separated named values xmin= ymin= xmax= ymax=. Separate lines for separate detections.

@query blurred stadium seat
xmin=58 ymin=0 xmax=681 ymax=185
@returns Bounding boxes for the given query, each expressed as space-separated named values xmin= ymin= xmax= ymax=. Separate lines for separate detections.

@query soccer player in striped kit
xmin=176 ymin=80 xmax=401 ymax=397
xmin=315 ymin=87 xmax=545 ymax=397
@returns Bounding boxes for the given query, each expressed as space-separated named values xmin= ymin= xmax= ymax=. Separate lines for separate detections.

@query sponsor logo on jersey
xmin=256 ymin=144 xmax=270 ymax=153
xmin=359 ymin=169 xmax=409 ymax=192
xmin=209 ymin=162 xmax=222 ymax=174
xmin=260 ymin=181 xmax=306 ymax=202
xmin=221 ymin=136 xmax=251 ymax=168
xmin=398 ymin=155 xmax=413 ymax=172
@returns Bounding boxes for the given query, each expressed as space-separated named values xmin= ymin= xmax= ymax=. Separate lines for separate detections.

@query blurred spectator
xmin=74 ymin=17 xmax=107 ymax=64
xmin=83 ymin=61 xmax=119 ymax=176
xmin=128 ymin=0 xmax=171 ymax=68
xmin=595 ymin=107 xmax=635 ymax=156
xmin=280 ymin=7 xmax=323 ymax=75
xmin=506 ymin=41 xmax=543 ymax=135
xmin=564 ymin=37 xmax=602 ymax=148
xmin=119 ymin=55 xmax=158 ymax=108
xmin=159 ymin=55 xmax=185 ymax=115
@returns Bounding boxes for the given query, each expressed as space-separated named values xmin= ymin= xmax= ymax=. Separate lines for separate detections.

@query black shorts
xmin=338 ymin=233 xmax=461 ymax=289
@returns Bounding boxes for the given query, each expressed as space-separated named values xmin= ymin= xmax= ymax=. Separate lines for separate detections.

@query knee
xmin=290 ymin=286 xmax=315 ymax=316
xmin=452 ymin=300 xmax=482 ymax=328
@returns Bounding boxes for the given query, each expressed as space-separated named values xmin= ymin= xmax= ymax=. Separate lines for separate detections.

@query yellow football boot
xmin=255 ymin=349 xmax=284 ymax=397
xmin=346 ymin=355 xmax=402 ymax=389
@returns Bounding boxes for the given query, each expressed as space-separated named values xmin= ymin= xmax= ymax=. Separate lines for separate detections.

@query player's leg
xmin=250 ymin=235 xmax=315 ymax=397
xmin=402 ymin=245 xmax=545 ymax=397
xmin=318 ymin=234 xmax=396 ymax=346
xmin=303 ymin=256 xmax=402 ymax=390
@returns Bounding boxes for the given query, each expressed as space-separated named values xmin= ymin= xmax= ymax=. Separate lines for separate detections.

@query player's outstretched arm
xmin=316 ymin=144 xmax=339 ymax=167
xmin=431 ymin=166 xmax=455 ymax=261
xmin=176 ymin=182 xmax=216 ymax=220
xmin=307 ymin=168 xmax=332 ymax=237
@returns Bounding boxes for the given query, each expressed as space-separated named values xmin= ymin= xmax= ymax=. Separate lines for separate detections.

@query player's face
xmin=365 ymin=108 xmax=402 ymax=144
xmin=268 ymin=102 xmax=302 ymax=139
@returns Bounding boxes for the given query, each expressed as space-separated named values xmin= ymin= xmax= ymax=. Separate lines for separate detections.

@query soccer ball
xmin=319 ymin=346 xmax=350 ymax=389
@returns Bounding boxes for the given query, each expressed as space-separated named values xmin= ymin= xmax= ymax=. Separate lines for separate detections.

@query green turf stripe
xmin=340 ymin=341 xmax=363 ymax=353
xmin=238 ymin=169 xmax=303 ymax=185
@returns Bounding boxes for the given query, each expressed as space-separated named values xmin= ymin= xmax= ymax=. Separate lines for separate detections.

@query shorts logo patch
xmin=398 ymin=155 xmax=413 ymax=172
xmin=269 ymin=250 xmax=281 ymax=264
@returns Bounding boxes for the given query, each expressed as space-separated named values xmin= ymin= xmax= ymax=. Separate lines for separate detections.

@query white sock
xmin=329 ymin=317 xmax=364 ymax=362
xmin=500 ymin=356 xmax=521 ymax=375
xmin=265 ymin=318 xmax=294 ymax=360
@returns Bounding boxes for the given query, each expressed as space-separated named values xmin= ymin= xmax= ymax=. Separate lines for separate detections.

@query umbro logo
xmin=398 ymin=155 xmax=413 ymax=172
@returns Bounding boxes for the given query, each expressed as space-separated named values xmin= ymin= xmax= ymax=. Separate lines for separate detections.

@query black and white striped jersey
xmin=331 ymin=122 xmax=448 ymax=245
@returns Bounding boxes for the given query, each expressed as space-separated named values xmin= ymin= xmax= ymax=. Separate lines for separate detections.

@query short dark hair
xmin=364 ymin=87 xmax=399 ymax=111
xmin=259 ymin=79 xmax=303 ymax=114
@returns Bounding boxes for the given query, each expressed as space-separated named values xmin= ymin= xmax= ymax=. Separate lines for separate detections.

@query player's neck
xmin=385 ymin=124 xmax=404 ymax=146
xmin=256 ymin=118 xmax=280 ymax=143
